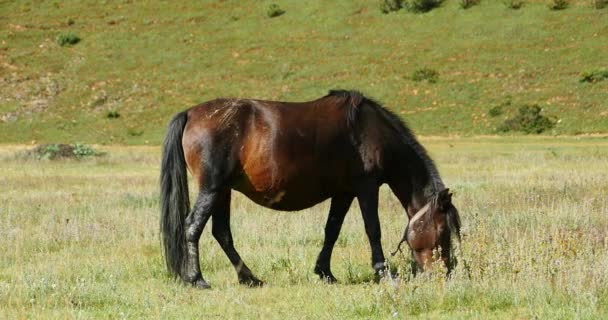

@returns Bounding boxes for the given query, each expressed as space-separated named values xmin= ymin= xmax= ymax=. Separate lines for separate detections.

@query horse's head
xmin=393 ymin=188 xmax=461 ymax=273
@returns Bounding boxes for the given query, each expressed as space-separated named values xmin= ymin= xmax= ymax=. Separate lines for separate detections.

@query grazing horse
xmin=160 ymin=90 xmax=461 ymax=288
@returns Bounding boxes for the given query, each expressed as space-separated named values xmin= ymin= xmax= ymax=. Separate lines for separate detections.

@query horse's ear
xmin=439 ymin=188 xmax=452 ymax=210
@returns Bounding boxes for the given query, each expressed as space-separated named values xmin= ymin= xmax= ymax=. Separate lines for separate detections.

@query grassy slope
xmin=1 ymin=0 xmax=607 ymax=144
xmin=1 ymin=137 xmax=607 ymax=318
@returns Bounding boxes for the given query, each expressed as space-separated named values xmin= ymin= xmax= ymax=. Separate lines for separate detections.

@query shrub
xmin=267 ymin=4 xmax=285 ymax=18
xmin=498 ymin=105 xmax=555 ymax=134
xmin=106 ymin=110 xmax=120 ymax=119
xmin=412 ymin=68 xmax=439 ymax=83
xmin=489 ymin=99 xmax=512 ymax=117
xmin=579 ymin=70 xmax=608 ymax=83
xmin=404 ymin=0 xmax=443 ymax=13
xmin=549 ymin=0 xmax=569 ymax=10
xmin=380 ymin=0 xmax=403 ymax=13
xmin=488 ymin=105 xmax=504 ymax=117
xmin=72 ymin=143 xmax=98 ymax=158
xmin=56 ymin=32 xmax=80 ymax=46
xmin=460 ymin=0 xmax=481 ymax=9
xmin=503 ymin=0 xmax=524 ymax=9
xmin=594 ymin=0 xmax=608 ymax=9
xmin=29 ymin=143 xmax=99 ymax=160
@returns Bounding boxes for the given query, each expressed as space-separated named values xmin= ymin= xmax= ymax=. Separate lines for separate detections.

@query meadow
xmin=1 ymin=137 xmax=607 ymax=319
xmin=1 ymin=0 xmax=608 ymax=144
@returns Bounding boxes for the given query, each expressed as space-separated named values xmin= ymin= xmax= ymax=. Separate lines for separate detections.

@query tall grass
xmin=1 ymin=138 xmax=607 ymax=318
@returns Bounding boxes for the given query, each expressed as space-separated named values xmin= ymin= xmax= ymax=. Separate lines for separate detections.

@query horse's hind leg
xmin=183 ymin=190 xmax=219 ymax=288
xmin=212 ymin=190 xmax=263 ymax=287
xmin=314 ymin=195 xmax=353 ymax=283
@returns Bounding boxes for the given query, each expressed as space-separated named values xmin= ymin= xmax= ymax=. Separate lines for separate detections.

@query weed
xmin=549 ymin=0 xmax=569 ymax=10
xmin=267 ymin=4 xmax=285 ymax=18
xmin=460 ymin=0 xmax=481 ymax=9
xmin=412 ymin=68 xmax=439 ymax=83
xmin=579 ymin=70 xmax=608 ymax=83
xmin=498 ymin=104 xmax=555 ymax=134
xmin=56 ymin=33 xmax=80 ymax=46
xmin=380 ymin=0 xmax=403 ymax=13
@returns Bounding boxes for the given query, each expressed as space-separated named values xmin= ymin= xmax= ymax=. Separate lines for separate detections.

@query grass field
xmin=1 ymin=0 xmax=608 ymax=144
xmin=1 ymin=137 xmax=607 ymax=319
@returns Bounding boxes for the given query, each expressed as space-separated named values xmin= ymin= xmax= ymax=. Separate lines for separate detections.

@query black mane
xmin=326 ymin=89 xmax=445 ymax=195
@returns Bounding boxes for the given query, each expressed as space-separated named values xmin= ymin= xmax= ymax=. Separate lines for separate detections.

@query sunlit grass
xmin=1 ymin=137 xmax=607 ymax=318
xmin=1 ymin=1 xmax=607 ymax=143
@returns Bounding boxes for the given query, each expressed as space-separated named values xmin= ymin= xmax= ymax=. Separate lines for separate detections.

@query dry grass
xmin=1 ymin=137 xmax=607 ymax=318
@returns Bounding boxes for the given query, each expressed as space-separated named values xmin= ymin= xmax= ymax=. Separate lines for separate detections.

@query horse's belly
xmin=231 ymin=171 xmax=339 ymax=212
xmin=233 ymin=184 xmax=332 ymax=211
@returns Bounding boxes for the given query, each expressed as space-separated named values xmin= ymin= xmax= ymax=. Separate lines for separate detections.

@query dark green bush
xmin=594 ymin=0 xmax=608 ymax=9
xmin=404 ymin=0 xmax=443 ymax=13
xmin=579 ymin=70 xmax=608 ymax=83
xmin=412 ymin=68 xmax=439 ymax=83
xmin=549 ymin=0 xmax=569 ymax=10
xmin=267 ymin=4 xmax=285 ymax=18
xmin=503 ymin=0 xmax=524 ymax=9
xmin=56 ymin=32 xmax=80 ymax=46
xmin=380 ymin=0 xmax=403 ymax=13
xmin=106 ymin=110 xmax=120 ymax=119
xmin=489 ymin=99 xmax=512 ymax=117
xmin=460 ymin=0 xmax=481 ymax=9
xmin=498 ymin=105 xmax=555 ymax=134
xmin=488 ymin=105 xmax=504 ymax=117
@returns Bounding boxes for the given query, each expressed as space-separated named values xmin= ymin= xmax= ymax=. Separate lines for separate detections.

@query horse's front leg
xmin=314 ymin=194 xmax=354 ymax=283
xmin=357 ymin=187 xmax=387 ymax=278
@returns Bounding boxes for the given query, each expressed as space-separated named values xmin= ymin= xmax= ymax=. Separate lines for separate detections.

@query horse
xmin=160 ymin=90 xmax=461 ymax=289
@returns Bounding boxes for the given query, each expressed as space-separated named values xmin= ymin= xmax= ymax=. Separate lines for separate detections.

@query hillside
xmin=1 ymin=0 xmax=607 ymax=144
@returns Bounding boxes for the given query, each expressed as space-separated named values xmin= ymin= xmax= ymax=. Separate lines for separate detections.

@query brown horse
xmin=160 ymin=90 xmax=461 ymax=288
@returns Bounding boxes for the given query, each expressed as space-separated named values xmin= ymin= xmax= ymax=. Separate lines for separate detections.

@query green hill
xmin=1 ymin=0 xmax=607 ymax=144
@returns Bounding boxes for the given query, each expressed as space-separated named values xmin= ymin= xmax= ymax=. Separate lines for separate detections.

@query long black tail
xmin=160 ymin=111 xmax=189 ymax=278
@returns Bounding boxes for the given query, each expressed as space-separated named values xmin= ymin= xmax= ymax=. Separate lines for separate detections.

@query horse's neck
xmin=407 ymin=189 xmax=432 ymax=216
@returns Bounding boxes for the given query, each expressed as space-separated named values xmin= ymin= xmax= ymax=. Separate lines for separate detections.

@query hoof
xmin=239 ymin=275 xmax=264 ymax=287
xmin=191 ymin=278 xmax=211 ymax=289
xmin=314 ymin=267 xmax=338 ymax=284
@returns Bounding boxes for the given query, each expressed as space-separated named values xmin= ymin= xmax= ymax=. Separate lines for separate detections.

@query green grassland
xmin=1 ymin=137 xmax=607 ymax=319
xmin=1 ymin=0 xmax=608 ymax=144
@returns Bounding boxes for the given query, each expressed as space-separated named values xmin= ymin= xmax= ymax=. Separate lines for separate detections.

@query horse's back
xmin=181 ymin=96 xmax=360 ymax=210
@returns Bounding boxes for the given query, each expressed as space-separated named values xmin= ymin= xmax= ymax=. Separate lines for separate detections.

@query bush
xmin=579 ymin=70 xmax=608 ymax=83
xmin=489 ymin=99 xmax=512 ymax=117
xmin=267 ymin=4 xmax=285 ymax=18
xmin=488 ymin=105 xmax=504 ymax=117
xmin=404 ymin=0 xmax=443 ymax=13
xmin=106 ymin=110 xmax=120 ymax=119
xmin=56 ymin=32 xmax=80 ymax=46
xmin=412 ymin=68 xmax=439 ymax=83
xmin=72 ymin=143 xmax=98 ymax=158
xmin=379 ymin=0 xmax=403 ymax=13
xmin=594 ymin=0 xmax=608 ymax=9
xmin=29 ymin=143 xmax=99 ymax=160
xmin=549 ymin=0 xmax=569 ymax=10
xmin=460 ymin=0 xmax=481 ymax=9
xmin=498 ymin=105 xmax=555 ymax=134
xmin=503 ymin=0 xmax=524 ymax=9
